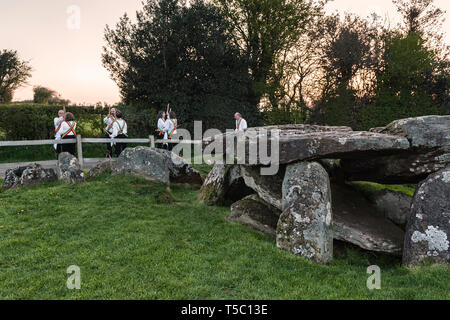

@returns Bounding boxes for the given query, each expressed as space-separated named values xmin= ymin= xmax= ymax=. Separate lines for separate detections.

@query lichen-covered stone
xmin=3 ymin=164 xmax=57 ymax=189
xmin=57 ymin=153 xmax=85 ymax=184
xmin=276 ymin=161 xmax=333 ymax=264
xmin=203 ymin=124 xmax=409 ymax=165
xmin=228 ymin=194 xmax=281 ymax=237
xmin=112 ymin=147 xmax=169 ymax=184
xmin=199 ymin=164 xmax=228 ymax=205
xmin=199 ymin=164 xmax=254 ymax=205
xmin=403 ymin=167 xmax=450 ymax=267
xmin=342 ymin=115 xmax=450 ymax=183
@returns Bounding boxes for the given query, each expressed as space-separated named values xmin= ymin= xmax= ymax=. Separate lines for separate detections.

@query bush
xmin=0 ymin=104 xmax=163 ymax=141
xmin=0 ymin=104 xmax=105 ymax=140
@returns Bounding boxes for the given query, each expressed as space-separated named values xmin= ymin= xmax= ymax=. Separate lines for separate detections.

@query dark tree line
xmin=102 ymin=0 xmax=449 ymax=131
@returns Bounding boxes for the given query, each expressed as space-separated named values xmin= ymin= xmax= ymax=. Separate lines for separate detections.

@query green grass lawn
xmin=0 ymin=174 xmax=448 ymax=300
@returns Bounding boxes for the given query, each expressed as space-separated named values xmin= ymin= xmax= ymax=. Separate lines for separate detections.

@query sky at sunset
xmin=1 ymin=0 xmax=449 ymax=105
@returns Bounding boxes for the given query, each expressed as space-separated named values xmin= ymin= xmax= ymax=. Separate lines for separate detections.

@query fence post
xmin=150 ymin=135 xmax=155 ymax=148
xmin=77 ymin=135 xmax=84 ymax=168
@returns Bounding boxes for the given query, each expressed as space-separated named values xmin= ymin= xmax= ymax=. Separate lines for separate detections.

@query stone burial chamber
xmin=200 ymin=115 xmax=450 ymax=267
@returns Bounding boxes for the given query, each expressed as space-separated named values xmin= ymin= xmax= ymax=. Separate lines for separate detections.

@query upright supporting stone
xmin=403 ymin=167 xmax=450 ymax=267
xmin=76 ymin=135 xmax=84 ymax=169
xmin=276 ymin=161 xmax=333 ymax=264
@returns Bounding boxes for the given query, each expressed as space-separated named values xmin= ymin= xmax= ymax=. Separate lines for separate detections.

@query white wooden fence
xmin=0 ymin=136 xmax=202 ymax=167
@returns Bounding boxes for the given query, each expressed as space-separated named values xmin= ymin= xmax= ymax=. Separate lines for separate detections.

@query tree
xmin=102 ymin=0 xmax=260 ymax=131
xmin=214 ymin=0 xmax=324 ymax=109
xmin=33 ymin=86 xmax=56 ymax=104
xmin=33 ymin=86 xmax=70 ymax=105
xmin=310 ymin=14 xmax=385 ymax=127
xmin=360 ymin=33 xmax=441 ymax=129
xmin=0 ymin=50 xmax=32 ymax=104
xmin=393 ymin=0 xmax=445 ymax=43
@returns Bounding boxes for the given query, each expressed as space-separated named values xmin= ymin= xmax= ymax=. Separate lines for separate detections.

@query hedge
xmin=0 ymin=104 xmax=157 ymax=140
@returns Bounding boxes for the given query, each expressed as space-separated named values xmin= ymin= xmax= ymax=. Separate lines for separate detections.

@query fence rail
xmin=0 ymin=135 xmax=202 ymax=167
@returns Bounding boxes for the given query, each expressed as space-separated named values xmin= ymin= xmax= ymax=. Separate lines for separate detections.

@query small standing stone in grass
xmin=403 ymin=167 xmax=450 ymax=267
xmin=57 ymin=152 xmax=85 ymax=184
xmin=3 ymin=164 xmax=57 ymax=189
xmin=276 ymin=161 xmax=333 ymax=264
xmin=88 ymin=160 xmax=114 ymax=179
xmin=112 ymin=147 xmax=169 ymax=184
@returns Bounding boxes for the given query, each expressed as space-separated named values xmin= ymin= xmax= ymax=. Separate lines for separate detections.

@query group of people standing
xmin=103 ymin=108 xmax=128 ymax=158
xmin=155 ymin=108 xmax=178 ymax=151
xmin=53 ymin=110 xmax=77 ymax=157
xmin=53 ymin=108 xmax=128 ymax=159
xmin=52 ymin=107 xmax=246 ymax=159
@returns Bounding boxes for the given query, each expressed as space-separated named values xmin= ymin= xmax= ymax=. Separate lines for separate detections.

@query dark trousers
xmin=105 ymin=132 xmax=113 ymax=156
xmin=60 ymin=135 xmax=76 ymax=157
xmin=155 ymin=131 xmax=166 ymax=149
xmin=114 ymin=134 xmax=128 ymax=157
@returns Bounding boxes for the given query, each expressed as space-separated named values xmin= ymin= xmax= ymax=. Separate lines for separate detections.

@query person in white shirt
xmin=53 ymin=109 xmax=65 ymax=153
xmin=234 ymin=113 xmax=248 ymax=132
xmin=156 ymin=110 xmax=167 ymax=149
xmin=108 ymin=109 xmax=128 ymax=157
xmin=163 ymin=111 xmax=178 ymax=151
xmin=55 ymin=112 xmax=77 ymax=156
xmin=103 ymin=108 xmax=116 ymax=158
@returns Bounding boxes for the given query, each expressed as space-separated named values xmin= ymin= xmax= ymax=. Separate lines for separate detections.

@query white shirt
xmin=164 ymin=117 xmax=177 ymax=138
xmin=110 ymin=119 xmax=127 ymax=138
xmin=157 ymin=118 xmax=167 ymax=140
xmin=53 ymin=116 xmax=65 ymax=149
xmin=104 ymin=116 xmax=116 ymax=133
xmin=235 ymin=118 xmax=248 ymax=132
xmin=54 ymin=117 xmax=64 ymax=130
xmin=55 ymin=121 xmax=77 ymax=139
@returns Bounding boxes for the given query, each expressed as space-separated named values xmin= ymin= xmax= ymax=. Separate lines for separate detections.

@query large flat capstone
xmin=202 ymin=124 xmax=410 ymax=165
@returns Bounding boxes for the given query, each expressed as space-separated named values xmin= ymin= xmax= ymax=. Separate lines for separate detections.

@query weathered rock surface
xmin=382 ymin=115 xmax=450 ymax=149
xmin=276 ymin=162 xmax=333 ymax=264
xmin=369 ymin=189 xmax=412 ymax=228
xmin=88 ymin=160 xmax=114 ymax=179
xmin=153 ymin=149 xmax=203 ymax=184
xmin=342 ymin=116 xmax=450 ymax=183
xmin=199 ymin=164 xmax=254 ymax=205
xmin=3 ymin=164 xmax=57 ymax=189
xmin=229 ymin=194 xmax=280 ymax=237
xmin=240 ymin=165 xmax=285 ymax=209
xmin=332 ymin=183 xmax=405 ymax=255
xmin=403 ymin=167 xmax=450 ymax=267
xmin=203 ymin=124 xmax=410 ymax=165
xmin=112 ymin=146 xmax=169 ymax=184
xmin=57 ymin=152 xmax=85 ymax=184
xmin=199 ymin=164 xmax=228 ymax=204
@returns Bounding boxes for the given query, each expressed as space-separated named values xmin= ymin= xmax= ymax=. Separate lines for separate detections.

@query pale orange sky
xmin=1 ymin=0 xmax=449 ymax=105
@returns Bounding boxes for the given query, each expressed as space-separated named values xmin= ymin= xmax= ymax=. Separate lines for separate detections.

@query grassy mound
xmin=0 ymin=175 xmax=448 ymax=299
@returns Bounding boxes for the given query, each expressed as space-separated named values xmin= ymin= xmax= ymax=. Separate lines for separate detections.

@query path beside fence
xmin=0 ymin=158 xmax=108 ymax=177
xmin=0 ymin=135 xmax=202 ymax=178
